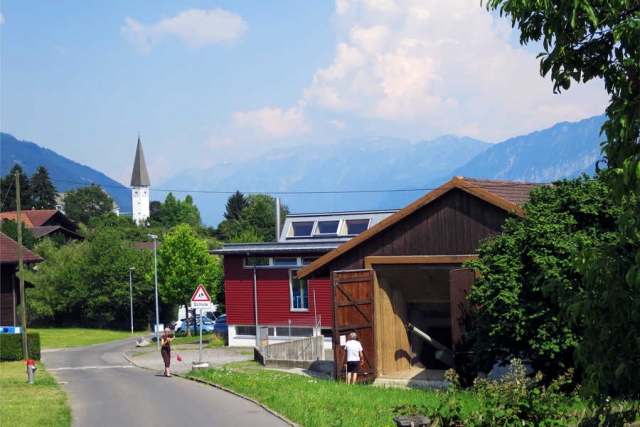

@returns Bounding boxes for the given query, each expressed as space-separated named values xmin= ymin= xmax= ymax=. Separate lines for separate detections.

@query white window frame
xmin=289 ymin=269 xmax=309 ymax=311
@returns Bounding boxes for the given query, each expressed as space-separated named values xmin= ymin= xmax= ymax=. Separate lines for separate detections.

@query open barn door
xmin=332 ymin=269 xmax=376 ymax=382
xmin=449 ymin=268 xmax=476 ymax=381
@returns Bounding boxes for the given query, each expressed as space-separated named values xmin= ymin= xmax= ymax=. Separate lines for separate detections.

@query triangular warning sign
xmin=191 ymin=284 xmax=211 ymax=303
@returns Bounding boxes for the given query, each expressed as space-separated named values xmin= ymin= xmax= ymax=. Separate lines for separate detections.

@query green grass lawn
xmin=0 ymin=361 xmax=71 ymax=427
xmin=31 ymin=328 xmax=146 ymax=349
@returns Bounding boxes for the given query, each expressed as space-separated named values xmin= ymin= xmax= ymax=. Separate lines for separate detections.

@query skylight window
xmin=316 ymin=220 xmax=339 ymax=234
xmin=289 ymin=221 xmax=313 ymax=237
xmin=344 ymin=219 xmax=369 ymax=235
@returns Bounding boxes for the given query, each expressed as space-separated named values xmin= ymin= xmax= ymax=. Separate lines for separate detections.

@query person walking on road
xmin=160 ymin=327 xmax=175 ymax=377
xmin=343 ymin=332 xmax=364 ymax=385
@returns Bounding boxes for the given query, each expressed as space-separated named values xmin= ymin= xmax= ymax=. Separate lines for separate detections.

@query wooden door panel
xmin=332 ymin=270 xmax=376 ymax=382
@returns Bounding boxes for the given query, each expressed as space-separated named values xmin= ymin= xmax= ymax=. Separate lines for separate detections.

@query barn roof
xmin=296 ymin=176 xmax=546 ymax=279
xmin=0 ymin=233 xmax=43 ymax=264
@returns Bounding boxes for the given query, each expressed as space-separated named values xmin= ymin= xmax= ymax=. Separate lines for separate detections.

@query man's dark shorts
xmin=347 ymin=361 xmax=359 ymax=373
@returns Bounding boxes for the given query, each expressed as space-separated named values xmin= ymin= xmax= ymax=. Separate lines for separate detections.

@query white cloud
xmin=327 ymin=119 xmax=347 ymax=129
xmin=122 ymin=9 xmax=247 ymax=53
xmin=0 ymin=13 xmax=5 ymax=25
xmin=304 ymin=0 xmax=608 ymax=142
xmin=232 ymin=104 xmax=309 ymax=140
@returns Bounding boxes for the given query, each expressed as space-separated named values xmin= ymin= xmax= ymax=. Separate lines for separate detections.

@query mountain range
xmin=0 ymin=114 xmax=606 ymax=226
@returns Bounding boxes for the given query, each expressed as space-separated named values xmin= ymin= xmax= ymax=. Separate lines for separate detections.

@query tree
xmin=466 ymin=176 xmax=623 ymax=381
xmin=483 ymin=0 xmax=640 ymax=397
xmin=216 ymin=193 xmax=289 ymax=242
xmin=156 ymin=192 xmax=202 ymax=228
xmin=0 ymin=219 xmax=38 ymax=250
xmin=156 ymin=224 xmax=223 ymax=334
xmin=223 ymin=191 xmax=248 ymax=221
xmin=63 ymin=184 xmax=114 ymax=225
xmin=1 ymin=164 xmax=31 ymax=211
xmin=30 ymin=166 xmax=57 ymax=209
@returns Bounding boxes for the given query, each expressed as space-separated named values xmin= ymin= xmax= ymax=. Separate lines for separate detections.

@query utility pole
xmin=16 ymin=171 xmax=28 ymax=360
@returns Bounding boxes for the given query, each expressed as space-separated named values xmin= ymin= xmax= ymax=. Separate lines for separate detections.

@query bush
xmin=0 ymin=333 xmax=41 ymax=361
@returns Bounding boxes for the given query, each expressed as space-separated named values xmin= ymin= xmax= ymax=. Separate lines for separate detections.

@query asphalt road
xmin=42 ymin=337 xmax=294 ymax=427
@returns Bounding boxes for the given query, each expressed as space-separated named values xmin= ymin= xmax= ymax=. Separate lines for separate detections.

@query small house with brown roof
xmin=0 ymin=209 xmax=82 ymax=242
xmin=296 ymin=176 xmax=545 ymax=384
xmin=0 ymin=233 xmax=42 ymax=326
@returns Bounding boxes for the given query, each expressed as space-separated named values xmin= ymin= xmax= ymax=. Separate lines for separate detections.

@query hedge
xmin=0 ymin=333 xmax=41 ymax=361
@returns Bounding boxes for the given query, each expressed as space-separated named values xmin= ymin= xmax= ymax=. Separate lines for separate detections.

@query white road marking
xmin=48 ymin=365 xmax=135 ymax=371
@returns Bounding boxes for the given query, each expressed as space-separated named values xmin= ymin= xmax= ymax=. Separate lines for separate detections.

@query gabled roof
xmin=297 ymin=176 xmax=546 ymax=279
xmin=0 ymin=233 xmax=43 ymax=264
xmin=30 ymin=225 xmax=84 ymax=240
xmin=130 ymin=136 xmax=150 ymax=187
xmin=0 ymin=210 xmax=78 ymax=231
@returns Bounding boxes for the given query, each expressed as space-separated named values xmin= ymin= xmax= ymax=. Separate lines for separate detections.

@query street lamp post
xmin=129 ymin=267 xmax=135 ymax=334
xmin=148 ymin=234 xmax=160 ymax=350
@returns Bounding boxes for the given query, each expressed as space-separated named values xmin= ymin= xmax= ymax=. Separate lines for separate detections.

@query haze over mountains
xmin=0 ymin=114 xmax=606 ymax=226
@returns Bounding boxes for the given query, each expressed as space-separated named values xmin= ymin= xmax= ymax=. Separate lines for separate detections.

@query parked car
xmin=178 ymin=316 xmax=215 ymax=333
xmin=212 ymin=314 xmax=227 ymax=336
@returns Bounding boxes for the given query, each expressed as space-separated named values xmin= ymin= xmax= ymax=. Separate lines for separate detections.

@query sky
xmin=1 ymin=0 xmax=609 ymax=187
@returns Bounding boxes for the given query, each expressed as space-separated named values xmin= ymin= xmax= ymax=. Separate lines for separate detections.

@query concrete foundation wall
xmin=261 ymin=335 xmax=324 ymax=361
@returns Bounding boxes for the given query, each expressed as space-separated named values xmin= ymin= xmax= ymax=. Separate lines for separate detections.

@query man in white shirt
xmin=343 ymin=332 xmax=364 ymax=385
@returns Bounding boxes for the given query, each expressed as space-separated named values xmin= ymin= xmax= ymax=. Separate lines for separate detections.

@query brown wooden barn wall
xmin=0 ymin=267 xmax=17 ymax=326
xmin=328 ymin=189 xmax=510 ymax=272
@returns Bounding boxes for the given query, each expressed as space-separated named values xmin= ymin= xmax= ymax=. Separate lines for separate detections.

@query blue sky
xmin=1 ymin=1 xmax=608 ymax=186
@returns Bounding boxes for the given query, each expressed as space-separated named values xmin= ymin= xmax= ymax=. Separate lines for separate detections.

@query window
xmin=289 ymin=221 xmax=313 ymax=237
xmin=273 ymin=257 xmax=298 ymax=266
xmin=290 ymin=270 xmax=309 ymax=310
xmin=344 ymin=219 xmax=370 ymax=235
xmin=236 ymin=326 xmax=256 ymax=336
xmin=316 ymin=220 xmax=339 ymax=234
xmin=245 ymin=257 xmax=269 ymax=267
xmin=302 ymin=257 xmax=318 ymax=265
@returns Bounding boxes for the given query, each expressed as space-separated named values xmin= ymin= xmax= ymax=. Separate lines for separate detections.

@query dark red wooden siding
xmin=223 ymin=255 xmax=332 ymax=327
xmin=329 ymin=189 xmax=511 ymax=271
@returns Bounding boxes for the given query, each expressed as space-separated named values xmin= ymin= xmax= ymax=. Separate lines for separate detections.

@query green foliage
xmin=0 ymin=219 xmax=38 ymax=250
xmin=30 ymin=166 xmax=57 ymax=209
xmin=63 ymin=183 xmax=114 ymax=225
xmin=466 ymin=176 xmax=622 ymax=380
xmin=157 ymin=224 xmax=223 ymax=312
xmin=0 ymin=333 xmax=41 ymax=361
xmin=1 ymin=164 xmax=31 ymax=211
xmin=25 ymin=229 xmax=156 ymax=329
xmin=216 ymin=192 xmax=289 ymax=242
xmin=482 ymin=0 xmax=640 ymax=398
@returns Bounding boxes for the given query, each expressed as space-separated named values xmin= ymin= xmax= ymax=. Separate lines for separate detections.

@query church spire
xmin=130 ymin=135 xmax=150 ymax=187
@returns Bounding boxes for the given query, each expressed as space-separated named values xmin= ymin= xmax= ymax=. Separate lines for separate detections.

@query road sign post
xmin=191 ymin=285 xmax=212 ymax=363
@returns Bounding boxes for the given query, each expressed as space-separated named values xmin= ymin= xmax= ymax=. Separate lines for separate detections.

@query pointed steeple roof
xmin=130 ymin=135 xmax=150 ymax=187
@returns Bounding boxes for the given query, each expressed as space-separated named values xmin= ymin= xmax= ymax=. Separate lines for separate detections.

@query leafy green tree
xmin=63 ymin=184 xmax=114 ymax=225
xmin=156 ymin=192 xmax=202 ymax=228
xmin=179 ymin=195 xmax=202 ymax=228
xmin=0 ymin=219 xmax=38 ymax=250
xmin=1 ymin=164 xmax=31 ymax=211
xmin=149 ymin=200 xmax=164 ymax=224
xmin=30 ymin=166 xmax=57 ymax=209
xmin=466 ymin=176 xmax=623 ymax=381
xmin=484 ymin=0 xmax=640 ymax=398
xmin=156 ymin=224 xmax=223 ymax=334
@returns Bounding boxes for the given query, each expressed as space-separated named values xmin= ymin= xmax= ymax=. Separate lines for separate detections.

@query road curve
xmin=42 ymin=338 xmax=294 ymax=427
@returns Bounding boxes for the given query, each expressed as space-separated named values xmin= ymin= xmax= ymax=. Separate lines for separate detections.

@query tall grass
xmin=0 ymin=361 xmax=71 ymax=427
xmin=191 ymin=366 xmax=441 ymax=427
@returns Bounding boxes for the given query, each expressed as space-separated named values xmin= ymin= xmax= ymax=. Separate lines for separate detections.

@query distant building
xmin=0 ymin=209 xmax=83 ymax=242
xmin=130 ymin=135 xmax=150 ymax=224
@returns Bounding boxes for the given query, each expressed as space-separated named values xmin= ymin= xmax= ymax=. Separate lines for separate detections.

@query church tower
xmin=130 ymin=135 xmax=150 ymax=224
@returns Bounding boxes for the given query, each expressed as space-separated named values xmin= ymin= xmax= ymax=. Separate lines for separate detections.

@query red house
xmin=213 ymin=210 xmax=397 ymax=348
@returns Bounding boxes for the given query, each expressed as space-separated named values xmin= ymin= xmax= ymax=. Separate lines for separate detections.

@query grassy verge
xmin=31 ymin=328 xmax=146 ymax=349
xmin=189 ymin=364 xmax=640 ymax=427
xmin=0 ymin=361 xmax=71 ymax=427
xmin=190 ymin=365 xmax=445 ymax=427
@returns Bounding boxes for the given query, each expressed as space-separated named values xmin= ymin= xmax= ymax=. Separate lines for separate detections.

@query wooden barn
xmin=0 ymin=209 xmax=82 ymax=242
xmin=0 ymin=233 xmax=42 ymax=327
xmin=296 ymin=176 xmax=545 ymax=383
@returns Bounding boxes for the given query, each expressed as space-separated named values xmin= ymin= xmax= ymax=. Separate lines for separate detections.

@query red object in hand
xmin=177 ymin=355 xmax=182 ymax=362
